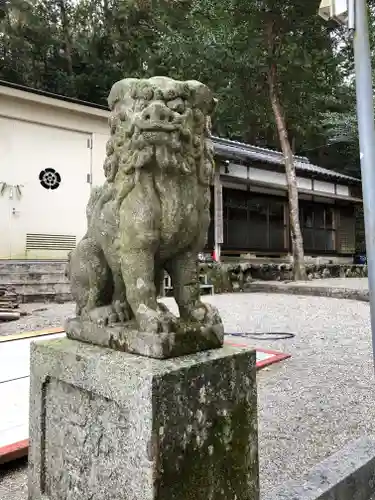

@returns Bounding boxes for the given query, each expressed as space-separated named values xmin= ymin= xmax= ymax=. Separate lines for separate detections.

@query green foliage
xmin=0 ymin=0 xmax=155 ymax=103
xmin=0 ymin=0 xmax=360 ymax=171
xmin=320 ymin=3 xmax=375 ymax=178
xmin=146 ymin=0 xmax=345 ymax=153
xmin=324 ymin=109 xmax=358 ymax=144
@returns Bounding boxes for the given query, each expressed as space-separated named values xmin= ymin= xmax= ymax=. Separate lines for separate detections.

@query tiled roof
xmin=212 ymin=136 xmax=361 ymax=184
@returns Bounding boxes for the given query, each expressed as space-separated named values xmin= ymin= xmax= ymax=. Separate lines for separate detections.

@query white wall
xmin=0 ymin=88 xmax=109 ymax=259
xmin=0 ymin=117 xmax=92 ymax=259
xmin=297 ymin=177 xmax=312 ymax=190
xmin=220 ymin=162 xmax=247 ymax=180
xmin=91 ymin=133 xmax=108 ymax=187
xmin=249 ymin=167 xmax=287 ymax=187
xmin=222 ymin=162 xmax=355 ymax=201
xmin=336 ymin=184 xmax=350 ymax=196
xmin=314 ymin=180 xmax=335 ymax=194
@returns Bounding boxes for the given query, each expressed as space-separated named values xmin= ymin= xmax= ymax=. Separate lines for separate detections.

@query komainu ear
xmin=108 ymin=78 xmax=138 ymax=110
xmin=186 ymin=80 xmax=216 ymax=116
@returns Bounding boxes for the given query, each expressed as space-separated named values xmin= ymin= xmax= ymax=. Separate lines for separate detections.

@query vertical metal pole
xmin=353 ymin=0 xmax=375 ymax=370
xmin=214 ymin=168 xmax=223 ymax=262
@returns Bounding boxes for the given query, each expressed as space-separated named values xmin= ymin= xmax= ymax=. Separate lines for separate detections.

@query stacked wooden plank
xmin=0 ymin=287 xmax=21 ymax=321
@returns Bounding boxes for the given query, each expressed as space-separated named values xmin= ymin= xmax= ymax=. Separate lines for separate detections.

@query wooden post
xmin=214 ymin=167 xmax=223 ymax=262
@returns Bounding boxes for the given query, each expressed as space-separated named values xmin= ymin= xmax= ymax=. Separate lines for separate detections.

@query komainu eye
xmin=167 ymin=98 xmax=185 ymax=114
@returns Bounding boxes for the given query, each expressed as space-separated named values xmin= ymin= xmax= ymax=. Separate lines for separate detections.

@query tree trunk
xmin=268 ymin=63 xmax=307 ymax=280
xmin=57 ymin=0 xmax=74 ymax=81
xmin=265 ymin=15 xmax=306 ymax=281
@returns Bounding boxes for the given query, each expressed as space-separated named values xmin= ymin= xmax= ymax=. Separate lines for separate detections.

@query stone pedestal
xmin=29 ymin=338 xmax=259 ymax=500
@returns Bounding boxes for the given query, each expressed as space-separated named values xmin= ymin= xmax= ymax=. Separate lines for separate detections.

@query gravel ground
xmin=1 ymin=293 xmax=375 ymax=499
xmin=0 ymin=458 xmax=27 ymax=500
xmin=278 ymin=277 xmax=369 ymax=290
xmin=0 ymin=277 xmax=368 ymax=336
xmin=0 ymin=302 xmax=75 ymax=336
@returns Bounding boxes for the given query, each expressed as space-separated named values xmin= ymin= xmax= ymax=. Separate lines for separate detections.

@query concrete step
xmin=20 ymin=291 xmax=72 ymax=303
xmin=0 ymin=272 xmax=69 ymax=285
xmin=0 ymin=261 xmax=67 ymax=274
xmin=4 ymin=282 xmax=70 ymax=293
xmin=0 ymin=261 xmax=70 ymax=303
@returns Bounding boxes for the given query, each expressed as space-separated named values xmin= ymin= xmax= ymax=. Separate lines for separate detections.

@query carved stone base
xmin=65 ymin=317 xmax=224 ymax=359
xmin=28 ymin=338 xmax=259 ymax=500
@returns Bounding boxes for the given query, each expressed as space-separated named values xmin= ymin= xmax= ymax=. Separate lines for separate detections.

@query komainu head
xmin=103 ymin=76 xmax=217 ymax=185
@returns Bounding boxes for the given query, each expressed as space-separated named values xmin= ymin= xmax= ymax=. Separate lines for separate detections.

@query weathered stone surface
xmin=245 ymin=282 xmax=369 ymax=302
xmin=264 ymin=436 xmax=375 ymax=500
xmin=65 ymin=76 xmax=224 ymax=356
xmin=29 ymin=338 xmax=259 ymax=500
xmin=65 ymin=315 xmax=224 ymax=359
xmin=201 ymin=262 xmax=368 ymax=293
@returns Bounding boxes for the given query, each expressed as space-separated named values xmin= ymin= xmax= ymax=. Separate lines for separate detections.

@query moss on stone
xmin=200 ymin=262 xmax=367 ymax=294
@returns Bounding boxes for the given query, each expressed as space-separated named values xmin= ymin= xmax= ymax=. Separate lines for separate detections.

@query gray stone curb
xmin=246 ymin=282 xmax=369 ymax=302
xmin=263 ymin=436 xmax=375 ymax=500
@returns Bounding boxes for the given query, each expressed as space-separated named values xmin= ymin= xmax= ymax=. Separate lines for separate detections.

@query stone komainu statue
xmin=67 ymin=77 xmax=223 ymax=345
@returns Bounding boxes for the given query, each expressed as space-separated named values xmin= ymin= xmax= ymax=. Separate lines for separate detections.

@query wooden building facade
xmin=206 ymin=137 xmax=362 ymax=261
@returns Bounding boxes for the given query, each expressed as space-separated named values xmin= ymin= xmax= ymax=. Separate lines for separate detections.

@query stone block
xmin=264 ymin=436 xmax=375 ymax=500
xmin=29 ymin=338 xmax=259 ymax=500
xmin=65 ymin=316 xmax=224 ymax=360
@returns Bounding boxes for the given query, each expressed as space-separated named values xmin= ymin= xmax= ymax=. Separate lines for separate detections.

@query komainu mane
xmin=67 ymin=76 xmax=223 ymax=353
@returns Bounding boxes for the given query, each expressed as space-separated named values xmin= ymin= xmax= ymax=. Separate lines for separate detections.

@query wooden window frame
xmin=299 ymin=203 xmax=336 ymax=253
